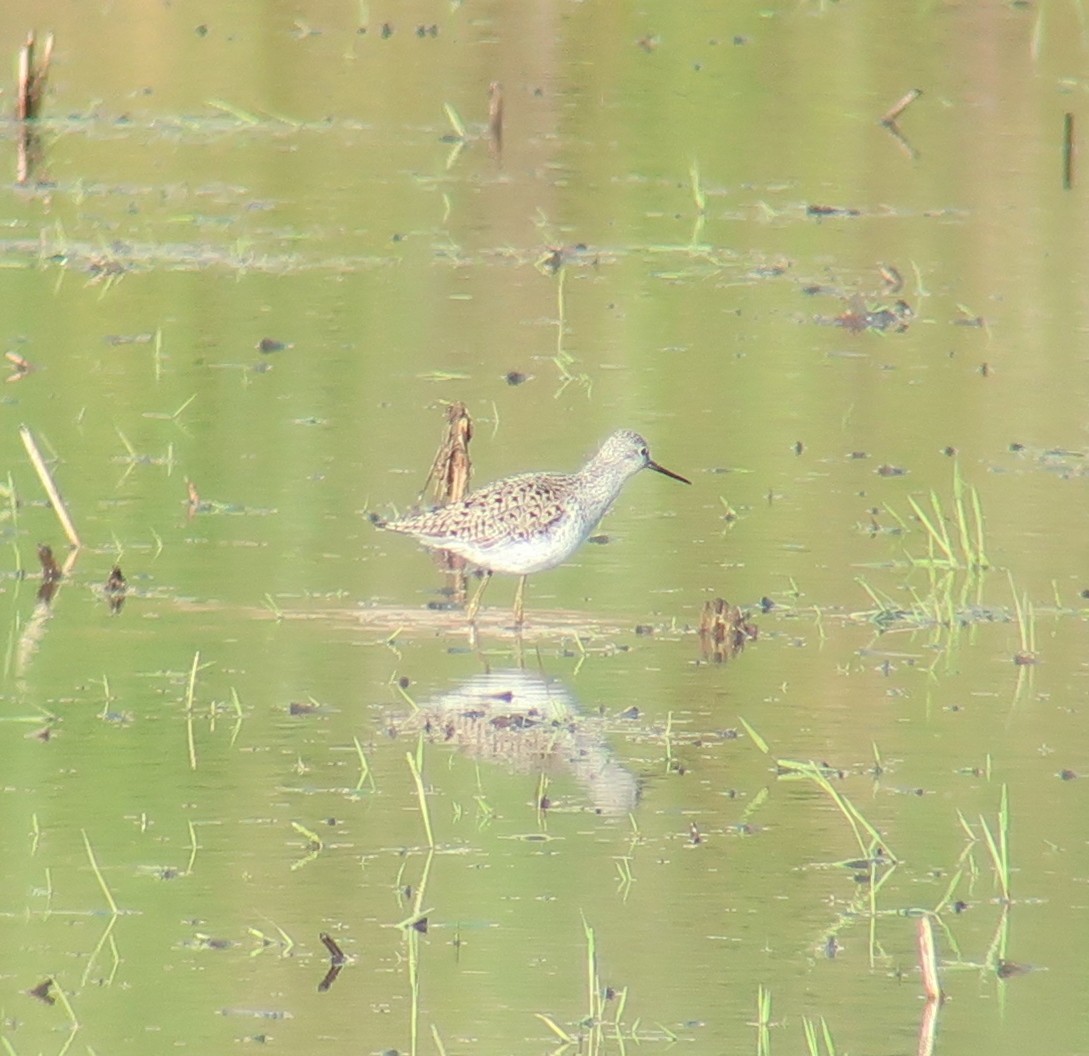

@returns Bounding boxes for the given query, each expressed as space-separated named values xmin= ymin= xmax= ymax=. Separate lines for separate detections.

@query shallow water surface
xmin=1 ymin=1 xmax=1088 ymax=1054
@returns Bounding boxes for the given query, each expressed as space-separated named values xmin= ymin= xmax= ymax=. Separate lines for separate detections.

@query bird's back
xmin=381 ymin=471 xmax=593 ymax=574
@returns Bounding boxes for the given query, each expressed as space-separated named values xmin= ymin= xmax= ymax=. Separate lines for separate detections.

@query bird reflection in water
xmin=398 ymin=668 xmax=639 ymax=817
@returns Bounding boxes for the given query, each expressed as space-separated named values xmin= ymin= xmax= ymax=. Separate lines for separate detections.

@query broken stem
xmin=19 ymin=425 xmax=81 ymax=548
xmin=880 ymin=88 xmax=922 ymax=127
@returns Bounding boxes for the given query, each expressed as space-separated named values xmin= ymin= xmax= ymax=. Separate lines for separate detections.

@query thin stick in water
xmin=19 ymin=425 xmax=81 ymax=548
xmin=17 ymin=31 xmax=54 ymax=122
xmin=487 ymin=81 xmax=503 ymax=152
xmin=185 ymin=650 xmax=200 ymax=770
xmin=81 ymin=829 xmax=119 ymax=916
xmin=880 ymin=88 xmax=922 ymax=126
xmin=1063 ymin=112 xmax=1074 ymax=190
xmin=916 ymin=914 xmax=941 ymax=1001
xmin=405 ymin=749 xmax=434 ymax=848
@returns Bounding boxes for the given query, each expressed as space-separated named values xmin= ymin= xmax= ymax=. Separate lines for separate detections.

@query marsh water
xmin=2 ymin=2 xmax=1088 ymax=1053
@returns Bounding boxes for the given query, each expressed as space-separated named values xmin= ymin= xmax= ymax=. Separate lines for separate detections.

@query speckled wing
xmin=382 ymin=472 xmax=578 ymax=574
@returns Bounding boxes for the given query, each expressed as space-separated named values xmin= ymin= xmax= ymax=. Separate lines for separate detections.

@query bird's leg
xmin=465 ymin=570 xmax=492 ymax=622
xmin=513 ymin=575 xmax=527 ymax=627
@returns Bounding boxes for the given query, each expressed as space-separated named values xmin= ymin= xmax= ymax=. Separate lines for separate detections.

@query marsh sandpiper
xmin=376 ymin=429 xmax=690 ymax=625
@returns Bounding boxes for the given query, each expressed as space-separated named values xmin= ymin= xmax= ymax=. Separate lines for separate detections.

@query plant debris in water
xmin=698 ymin=598 xmax=757 ymax=662
xmin=833 ymin=293 xmax=914 ymax=333
xmin=424 ymin=402 xmax=473 ymax=505
xmin=36 ymin=543 xmax=62 ymax=605
xmin=105 ymin=564 xmax=126 ymax=614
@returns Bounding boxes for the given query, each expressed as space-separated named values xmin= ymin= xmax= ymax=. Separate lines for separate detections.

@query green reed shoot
xmin=688 ymin=159 xmax=707 ymax=248
xmin=405 ymin=747 xmax=434 ymax=848
xmin=248 ymin=919 xmax=295 ymax=956
xmin=97 ymin=674 xmax=112 ymax=721
xmin=739 ymin=715 xmax=769 ymax=755
xmin=53 ymin=977 xmax=80 ymax=1039
xmin=932 ymin=866 xmax=964 ymax=915
xmin=534 ymin=1012 xmax=575 ymax=1044
xmin=855 ymin=576 xmax=908 ymax=626
xmin=442 ymin=101 xmax=467 ymax=140
xmin=353 ymin=736 xmax=376 ymax=792
xmin=611 ymin=984 xmax=628 ymax=1026
xmin=1007 ymin=571 xmax=1036 ymax=657
xmin=952 ymin=460 xmax=990 ymax=568
xmin=581 ymin=911 xmax=601 ymax=1027
xmin=905 ymin=493 xmax=955 ymax=565
xmin=228 ymin=687 xmax=243 ymax=747
xmin=430 ymin=1024 xmax=448 ymax=1056
xmin=392 ymin=673 xmax=418 ymax=711
xmin=184 ymin=650 xmax=200 ymax=770
xmin=207 ymin=98 xmax=261 ymax=124
xmin=291 ymin=821 xmax=323 ymax=851
xmin=82 ymin=829 xmax=119 ymax=915
xmin=775 ymin=759 xmax=898 ymax=864
xmin=689 ymin=158 xmax=706 ymax=215
xmin=978 ymin=784 xmax=1011 ymax=903
xmin=802 ymin=1015 xmax=837 ymax=1056
xmin=756 ymin=984 xmax=772 ymax=1056
xmin=186 ymin=820 xmax=199 ymax=875
xmin=892 ymin=463 xmax=989 ymax=571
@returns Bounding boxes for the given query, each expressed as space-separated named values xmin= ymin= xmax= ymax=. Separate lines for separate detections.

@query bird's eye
xmin=639 ymin=447 xmax=648 ymax=457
